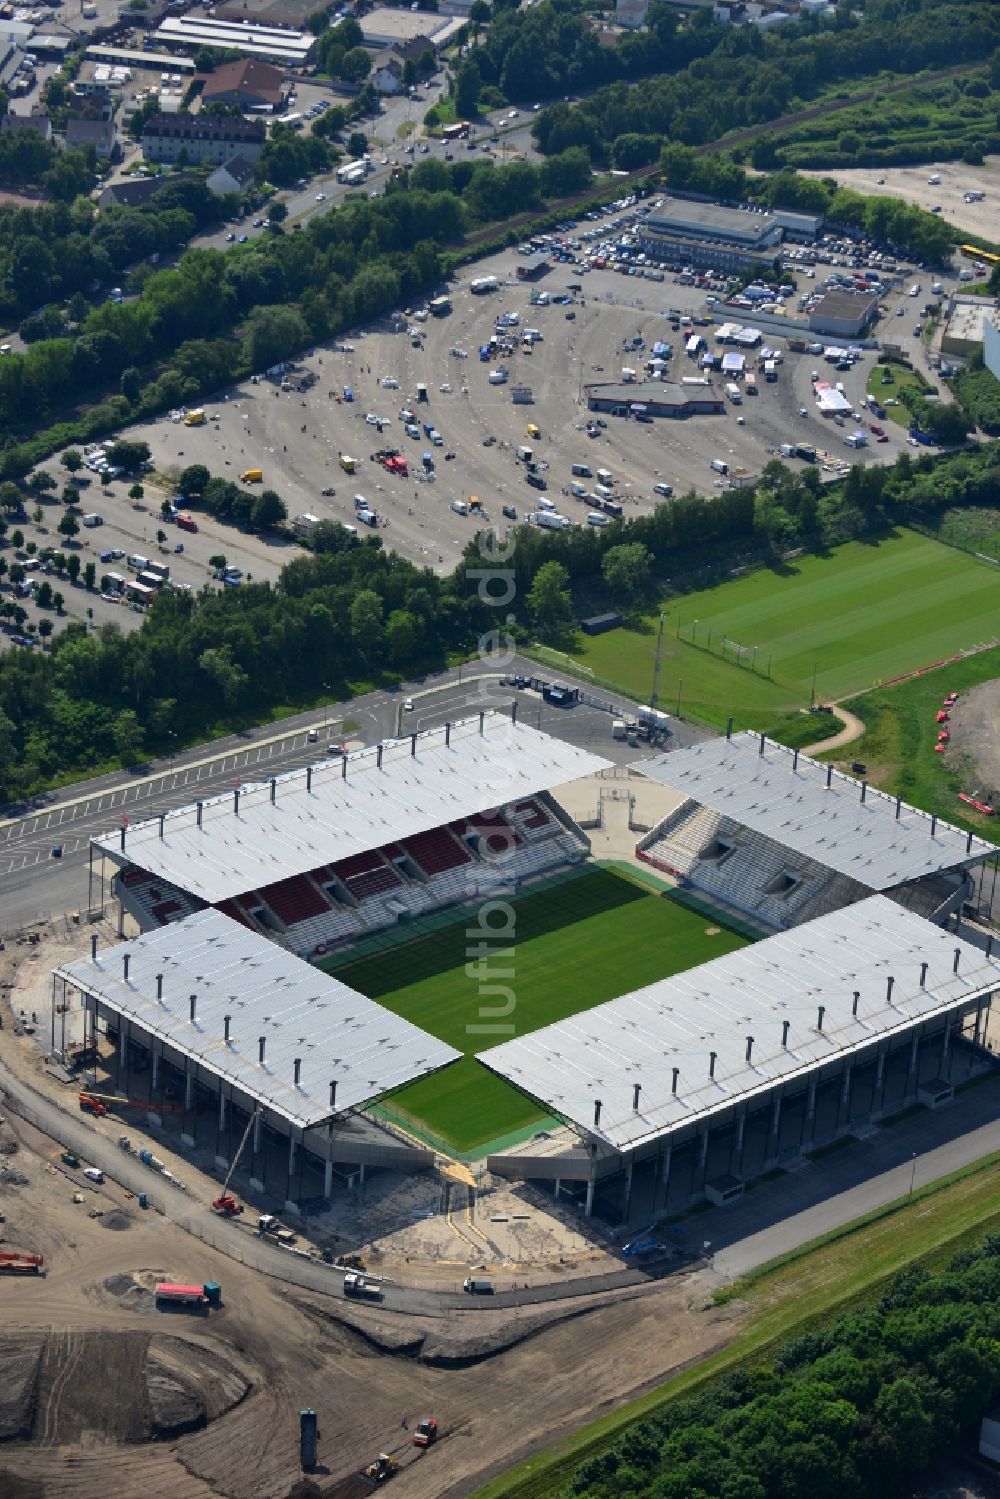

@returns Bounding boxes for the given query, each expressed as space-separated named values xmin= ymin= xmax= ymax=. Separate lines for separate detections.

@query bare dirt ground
xmin=942 ymin=678 xmax=1000 ymax=804
xmin=799 ymin=157 xmax=1000 ymax=242
xmin=0 ymin=1113 xmax=740 ymax=1499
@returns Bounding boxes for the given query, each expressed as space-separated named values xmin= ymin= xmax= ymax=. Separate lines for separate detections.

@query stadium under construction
xmin=52 ymin=715 xmax=999 ymax=1225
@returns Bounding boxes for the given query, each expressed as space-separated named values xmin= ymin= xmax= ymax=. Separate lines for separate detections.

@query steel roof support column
xmin=734 ymin=1110 xmax=746 ymax=1176
xmin=250 ymin=1109 xmax=265 ymax=1195
xmin=181 ymin=1068 xmax=195 ymax=1147
xmin=768 ymin=1091 xmax=782 ymax=1160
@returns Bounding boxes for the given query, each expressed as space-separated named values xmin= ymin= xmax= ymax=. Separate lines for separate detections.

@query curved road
xmin=0 ymin=1054 xmax=653 ymax=1317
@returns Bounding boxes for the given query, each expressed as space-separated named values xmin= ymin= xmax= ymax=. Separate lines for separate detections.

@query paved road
xmin=0 ymin=655 xmax=691 ymax=930
xmin=704 ymin=1074 xmax=1000 ymax=1279
xmin=4 ymin=1046 xmax=999 ymax=1316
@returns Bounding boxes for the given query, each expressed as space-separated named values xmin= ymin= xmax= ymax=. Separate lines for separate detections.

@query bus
xmin=959 ymin=243 xmax=1000 ymax=267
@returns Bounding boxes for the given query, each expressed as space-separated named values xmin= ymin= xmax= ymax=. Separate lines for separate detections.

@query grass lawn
xmin=327 ymin=868 xmax=748 ymax=1153
xmin=478 ymin=1139 xmax=1000 ymax=1499
xmin=865 ymin=362 xmax=931 ymax=427
xmin=835 ymin=643 xmax=1000 ymax=836
xmin=563 ymin=529 xmax=999 ymax=730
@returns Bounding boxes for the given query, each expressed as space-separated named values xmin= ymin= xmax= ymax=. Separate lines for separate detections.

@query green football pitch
xmin=568 ymin=529 xmax=1000 ymax=730
xmin=326 ymin=868 xmax=748 ymax=1156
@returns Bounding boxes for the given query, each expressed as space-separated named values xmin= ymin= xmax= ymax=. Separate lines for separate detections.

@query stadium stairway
xmin=115 ymin=868 xmax=206 ymax=932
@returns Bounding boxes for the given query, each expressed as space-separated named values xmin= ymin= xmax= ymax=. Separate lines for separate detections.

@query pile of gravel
xmin=100 ymin=1210 xmax=132 ymax=1232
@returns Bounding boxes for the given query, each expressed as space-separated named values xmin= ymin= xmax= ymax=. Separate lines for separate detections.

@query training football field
xmin=570 ymin=530 xmax=1000 ymax=728
xmin=328 ymin=868 xmax=748 ymax=1156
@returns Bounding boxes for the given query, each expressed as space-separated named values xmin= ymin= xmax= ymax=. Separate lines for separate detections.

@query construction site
xmin=0 ymin=922 xmax=741 ymax=1499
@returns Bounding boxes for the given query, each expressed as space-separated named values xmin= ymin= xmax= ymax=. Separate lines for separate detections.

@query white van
xmin=593 ymin=484 xmax=614 ymax=501
xmin=709 ymin=459 xmax=729 ymax=475
xmin=516 ymin=445 xmax=533 ymax=463
xmin=587 ymin=511 xmax=609 ymax=526
xmin=596 ymin=468 xmax=613 ymax=486
xmin=537 ymin=496 xmax=557 ymax=511
xmin=570 ymin=481 xmax=589 ymax=498
xmin=128 ymin=553 xmax=149 ymax=572
xmin=82 ymin=513 xmax=103 ymax=527
xmin=450 ymin=499 xmax=469 ymax=515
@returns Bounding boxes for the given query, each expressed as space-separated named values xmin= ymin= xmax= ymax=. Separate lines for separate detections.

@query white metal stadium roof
xmin=93 ymin=713 xmax=610 ymax=904
xmin=55 ymin=909 xmax=460 ymax=1129
xmin=478 ymin=896 xmax=1000 ymax=1153
xmin=635 ymin=731 xmax=994 ymax=887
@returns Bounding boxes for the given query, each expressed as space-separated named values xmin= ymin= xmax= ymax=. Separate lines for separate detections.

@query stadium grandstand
xmin=88 ymin=712 xmax=605 ymax=960
xmin=480 ymin=896 xmax=1000 ymax=1222
xmin=54 ymin=912 xmax=461 ymax=1208
xmin=54 ymin=712 xmax=608 ymax=1208
xmin=633 ymin=729 xmax=995 ymax=934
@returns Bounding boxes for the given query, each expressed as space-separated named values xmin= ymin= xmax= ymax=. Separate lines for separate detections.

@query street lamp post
xmin=322 ymin=683 xmax=331 ymax=729
xmin=908 ymin=1151 xmax=917 ymax=1200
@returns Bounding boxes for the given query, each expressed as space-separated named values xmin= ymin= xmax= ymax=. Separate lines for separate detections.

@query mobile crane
xmin=212 ymin=1108 xmax=261 ymax=1216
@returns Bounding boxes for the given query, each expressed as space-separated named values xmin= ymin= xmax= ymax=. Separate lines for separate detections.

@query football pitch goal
xmin=327 ymin=867 xmax=749 ymax=1156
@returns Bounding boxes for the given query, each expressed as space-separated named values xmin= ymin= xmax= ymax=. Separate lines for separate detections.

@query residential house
xmin=200 ymin=56 xmax=284 ymax=110
xmin=206 ymin=153 xmax=257 ymax=196
xmin=141 ymin=112 xmax=265 ymax=165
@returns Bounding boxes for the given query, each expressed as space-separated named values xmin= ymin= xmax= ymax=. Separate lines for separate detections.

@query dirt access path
xmin=801 ymin=706 xmax=866 ymax=757
xmin=0 ymin=1114 xmax=742 ymax=1499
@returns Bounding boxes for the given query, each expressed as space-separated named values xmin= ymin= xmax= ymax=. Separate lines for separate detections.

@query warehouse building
xmin=584 ymin=381 xmax=725 ymax=417
xmin=942 ymin=300 xmax=1000 ymax=360
xmin=807 ymin=287 xmax=880 ymax=339
xmin=645 ymin=198 xmax=784 ymax=249
xmin=985 ymin=316 xmax=1000 ymax=382
xmin=153 ymin=16 xmax=315 ymax=66
xmin=636 ymin=224 xmax=783 ymax=276
xmin=516 ymin=251 xmax=549 ymax=281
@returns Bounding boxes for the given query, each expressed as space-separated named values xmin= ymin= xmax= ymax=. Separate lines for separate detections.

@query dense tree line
xmin=950 ymin=357 xmax=1000 ymax=436
xmin=0 ymin=537 xmax=474 ymax=796
xmin=0 ymin=127 xmax=93 ymax=199
xmin=530 ymin=0 xmax=1000 ymax=164
xmin=0 ymin=147 xmax=592 ymax=478
xmin=565 ymin=1232 xmax=1000 ymax=1499
xmin=2 ymin=435 xmax=998 ymax=798
xmin=0 ymin=178 xmax=234 ymax=330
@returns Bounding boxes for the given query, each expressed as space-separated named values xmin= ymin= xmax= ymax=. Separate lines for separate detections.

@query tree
xmin=198 ymin=644 xmax=247 ymax=707
xmin=120 ymin=366 xmax=142 ymax=404
xmin=62 ymin=485 xmax=80 ymax=508
xmin=83 ymin=560 xmax=96 ymax=590
xmin=66 ymin=554 xmax=81 ymax=585
xmin=179 ymin=463 xmax=210 ymax=497
xmin=38 ymin=618 xmax=53 ymax=641
xmin=0 ymin=482 xmax=23 ymax=514
xmin=58 ymin=510 xmax=79 ymax=541
xmin=61 ymin=449 xmax=83 ymax=473
xmin=526 ymin=560 xmax=572 ymax=631
xmin=208 ymin=553 xmax=227 ymax=572
xmin=35 ymin=580 xmax=53 ymax=609
xmin=268 ymin=200 xmax=288 ymax=225
xmin=342 ymin=47 xmax=372 ymax=85
xmin=348 ymin=130 xmax=368 ymax=159
xmin=601 ymin=542 xmax=652 ymax=604
xmin=251 ymin=489 xmax=287 ymax=530
xmin=113 ymin=709 xmax=144 ymax=767
xmin=105 ymin=440 xmax=150 ymax=475
xmin=29 ymin=471 xmax=56 ymax=494
xmin=455 ymin=58 xmax=481 ymax=119
xmin=52 ymin=590 xmax=64 ymax=614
